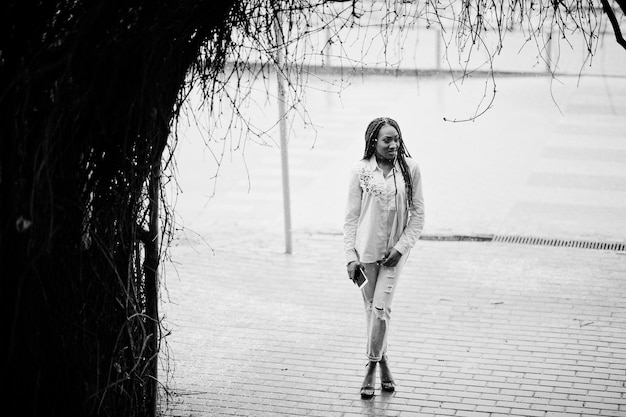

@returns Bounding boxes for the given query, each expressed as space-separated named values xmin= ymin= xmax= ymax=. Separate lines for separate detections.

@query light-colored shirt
xmin=343 ymin=155 xmax=425 ymax=264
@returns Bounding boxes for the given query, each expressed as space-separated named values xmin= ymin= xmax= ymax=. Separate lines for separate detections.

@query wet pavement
xmin=171 ymin=74 xmax=626 ymax=243
xmin=159 ymin=73 xmax=626 ymax=416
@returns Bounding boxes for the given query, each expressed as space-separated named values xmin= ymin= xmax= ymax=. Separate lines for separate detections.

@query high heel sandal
xmin=380 ymin=356 xmax=396 ymax=392
xmin=360 ymin=386 xmax=375 ymax=399
xmin=381 ymin=379 xmax=396 ymax=392
xmin=360 ymin=362 xmax=377 ymax=399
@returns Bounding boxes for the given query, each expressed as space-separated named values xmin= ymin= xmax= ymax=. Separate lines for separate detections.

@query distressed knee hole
xmin=374 ymin=304 xmax=386 ymax=319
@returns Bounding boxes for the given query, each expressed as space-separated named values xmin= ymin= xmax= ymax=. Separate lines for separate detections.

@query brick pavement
xmin=160 ymin=72 xmax=626 ymax=415
xmin=159 ymin=233 xmax=626 ymax=416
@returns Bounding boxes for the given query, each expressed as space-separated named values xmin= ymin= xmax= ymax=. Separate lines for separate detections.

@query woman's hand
xmin=380 ymin=248 xmax=402 ymax=267
xmin=346 ymin=261 xmax=361 ymax=281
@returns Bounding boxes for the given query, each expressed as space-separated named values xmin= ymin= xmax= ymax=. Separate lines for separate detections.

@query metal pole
xmin=325 ymin=26 xmax=331 ymax=66
xmin=274 ymin=10 xmax=293 ymax=254
xmin=545 ymin=29 xmax=553 ymax=74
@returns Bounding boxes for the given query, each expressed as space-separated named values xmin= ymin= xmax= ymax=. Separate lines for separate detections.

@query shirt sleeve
xmin=343 ymin=164 xmax=362 ymax=264
xmin=393 ymin=162 xmax=425 ymax=255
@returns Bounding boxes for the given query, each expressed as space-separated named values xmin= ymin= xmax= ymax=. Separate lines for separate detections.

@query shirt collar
xmin=369 ymin=154 xmax=399 ymax=172
xmin=368 ymin=154 xmax=380 ymax=171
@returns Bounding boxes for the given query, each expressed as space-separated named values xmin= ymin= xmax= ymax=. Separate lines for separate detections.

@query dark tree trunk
xmin=0 ymin=1 xmax=238 ymax=415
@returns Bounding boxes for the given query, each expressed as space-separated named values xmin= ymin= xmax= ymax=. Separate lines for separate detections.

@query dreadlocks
xmin=362 ymin=117 xmax=414 ymax=207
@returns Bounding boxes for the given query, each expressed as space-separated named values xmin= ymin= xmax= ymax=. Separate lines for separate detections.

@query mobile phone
xmin=353 ymin=265 xmax=368 ymax=289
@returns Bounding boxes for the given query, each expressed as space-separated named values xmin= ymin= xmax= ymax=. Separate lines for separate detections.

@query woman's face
xmin=375 ymin=124 xmax=400 ymax=161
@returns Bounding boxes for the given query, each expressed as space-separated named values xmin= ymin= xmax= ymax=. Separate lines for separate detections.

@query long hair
xmin=362 ymin=117 xmax=414 ymax=207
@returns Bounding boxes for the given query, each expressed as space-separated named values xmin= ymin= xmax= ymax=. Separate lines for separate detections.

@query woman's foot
xmin=379 ymin=355 xmax=396 ymax=392
xmin=360 ymin=361 xmax=377 ymax=399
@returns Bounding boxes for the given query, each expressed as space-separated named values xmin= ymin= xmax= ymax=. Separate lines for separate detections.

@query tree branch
xmin=601 ymin=0 xmax=626 ymax=50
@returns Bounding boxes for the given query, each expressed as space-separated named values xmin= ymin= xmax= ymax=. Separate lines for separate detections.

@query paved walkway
xmin=159 ymin=73 xmax=626 ymax=416
xmin=160 ymin=235 xmax=626 ymax=416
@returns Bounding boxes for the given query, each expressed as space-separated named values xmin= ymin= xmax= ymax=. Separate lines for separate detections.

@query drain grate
xmin=419 ymin=234 xmax=493 ymax=242
xmin=419 ymin=234 xmax=626 ymax=251
xmin=492 ymin=235 xmax=626 ymax=251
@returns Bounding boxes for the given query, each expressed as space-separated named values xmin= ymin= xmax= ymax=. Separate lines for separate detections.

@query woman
xmin=343 ymin=117 xmax=425 ymax=399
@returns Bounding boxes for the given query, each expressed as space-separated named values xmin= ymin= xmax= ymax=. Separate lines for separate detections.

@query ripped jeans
xmin=361 ymin=257 xmax=407 ymax=362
